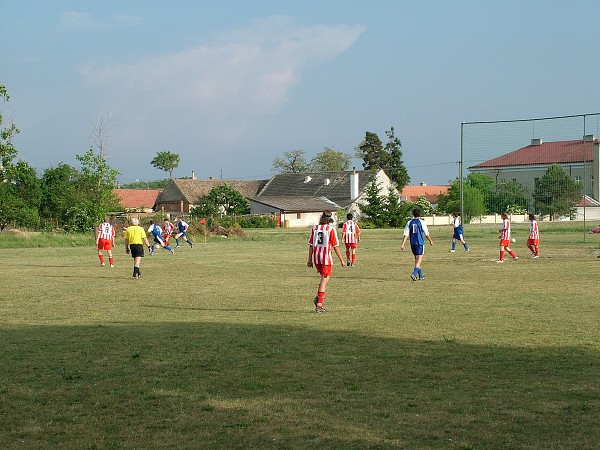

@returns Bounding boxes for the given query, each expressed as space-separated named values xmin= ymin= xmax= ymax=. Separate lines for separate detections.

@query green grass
xmin=1 ymin=224 xmax=599 ymax=449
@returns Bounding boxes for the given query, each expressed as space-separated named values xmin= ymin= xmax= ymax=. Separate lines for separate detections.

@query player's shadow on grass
xmin=2 ymin=323 xmax=598 ymax=449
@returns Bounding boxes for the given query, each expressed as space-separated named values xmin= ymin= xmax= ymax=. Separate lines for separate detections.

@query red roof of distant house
xmin=114 ymin=189 xmax=162 ymax=210
xmin=578 ymin=195 xmax=600 ymax=207
xmin=470 ymin=139 xmax=599 ymax=169
xmin=401 ymin=185 xmax=449 ymax=203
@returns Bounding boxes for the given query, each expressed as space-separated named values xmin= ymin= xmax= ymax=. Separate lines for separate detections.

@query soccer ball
xmin=511 ymin=238 xmax=516 ymax=243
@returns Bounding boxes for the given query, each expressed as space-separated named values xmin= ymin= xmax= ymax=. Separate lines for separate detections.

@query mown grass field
xmin=0 ymin=223 xmax=599 ymax=449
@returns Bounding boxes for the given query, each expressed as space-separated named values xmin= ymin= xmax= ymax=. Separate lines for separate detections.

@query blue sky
xmin=2 ymin=0 xmax=599 ymax=185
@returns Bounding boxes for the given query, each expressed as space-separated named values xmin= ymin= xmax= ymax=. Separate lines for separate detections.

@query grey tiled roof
xmin=257 ymin=170 xmax=375 ymax=207
xmin=249 ymin=196 xmax=342 ymax=212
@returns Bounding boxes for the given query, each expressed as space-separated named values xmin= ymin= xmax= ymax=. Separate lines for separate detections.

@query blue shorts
xmin=453 ymin=229 xmax=464 ymax=240
xmin=153 ymin=235 xmax=165 ymax=245
xmin=411 ymin=244 xmax=424 ymax=256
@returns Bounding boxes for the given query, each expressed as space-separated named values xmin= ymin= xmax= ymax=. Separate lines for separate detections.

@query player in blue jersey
xmin=175 ymin=216 xmax=194 ymax=248
xmin=147 ymin=221 xmax=174 ymax=255
xmin=450 ymin=212 xmax=469 ymax=252
xmin=401 ymin=208 xmax=434 ymax=281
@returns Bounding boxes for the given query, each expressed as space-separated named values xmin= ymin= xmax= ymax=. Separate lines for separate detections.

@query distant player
xmin=401 ymin=208 xmax=434 ymax=281
xmin=307 ymin=211 xmax=346 ymax=313
xmin=162 ymin=218 xmax=175 ymax=246
xmin=527 ymin=213 xmax=540 ymax=258
xmin=96 ymin=217 xmax=115 ymax=267
xmin=342 ymin=213 xmax=361 ymax=267
xmin=497 ymin=212 xmax=518 ymax=262
xmin=175 ymin=217 xmax=194 ymax=248
xmin=449 ymin=212 xmax=469 ymax=252
xmin=148 ymin=220 xmax=174 ymax=255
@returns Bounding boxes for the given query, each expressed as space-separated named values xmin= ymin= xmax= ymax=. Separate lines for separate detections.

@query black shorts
xmin=129 ymin=244 xmax=144 ymax=258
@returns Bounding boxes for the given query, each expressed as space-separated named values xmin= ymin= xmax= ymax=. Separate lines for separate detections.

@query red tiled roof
xmin=114 ymin=189 xmax=162 ymax=209
xmin=401 ymin=185 xmax=449 ymax=203
xmin=470 ymin=139 xmax=599 ymax=169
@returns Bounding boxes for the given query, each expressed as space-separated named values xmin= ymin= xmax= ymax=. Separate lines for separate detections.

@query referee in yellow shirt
xmin=125 ymin=217 xmax=151 ymax=279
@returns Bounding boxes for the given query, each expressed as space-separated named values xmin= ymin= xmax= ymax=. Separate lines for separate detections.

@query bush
xmin=238 ymin=215 xmax=276 ymax=228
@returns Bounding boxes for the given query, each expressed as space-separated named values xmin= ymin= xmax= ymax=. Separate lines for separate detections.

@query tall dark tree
xmin=383 ymin=127 xmax=410 ymax=189
xmin=359 ymin=177 xmax=388 ymax=227
xmin=356 ymin=128 xmax=410 ymax=189
xmin=533 ymin=164 xmax=581 ymax=220
xmin=355 ymin=132 xmax=386 ymax=171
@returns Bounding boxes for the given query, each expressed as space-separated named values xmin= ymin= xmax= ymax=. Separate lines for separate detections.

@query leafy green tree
xmin=0 ymin=84 xmax=18 ymax=175
xmin=40 ymin=163 xmax=80 ymax=224
xmin=383 ymin=127 xmax=410 ymax=189
xmin=488 ymin=180 xmax=530 ymax=214
xmin=437 ymin=177 xmax=486 ymax=223
xmin=272 ymin=149 xmax=310 ymax=173
xmin=191 ymin=184 xmax=250 ymax=219
xmin=412 ymin=196 xmax=434 ymax=217
xmin=120 ymin=179 xmax=170 ymax=189
xmin=151 ymin=151 xmax=180 ymax=179
xmin=0 ymin=84 xmax=41 ymax=230
xmin=309 ymin=146 xmax=352 ymax=172
xmin=46 ymin=147 xmax=121 ymax=232
xmin=533 ymin=164 xmax=581 ymax=220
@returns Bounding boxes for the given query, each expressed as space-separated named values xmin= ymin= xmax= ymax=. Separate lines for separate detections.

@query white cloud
xmin=60 ymin=12 xmax=95 ymax=31
xmin=80 ymin=16 xmax=365 ymax=117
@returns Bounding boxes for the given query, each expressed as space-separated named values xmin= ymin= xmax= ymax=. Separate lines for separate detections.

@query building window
xmin=297 ymin=213 xmax=301 ymax=219
xmin=534 ymin=177 xmax=539 ymax=187
xmin=575 ymin=176 xmax=582 ymax=184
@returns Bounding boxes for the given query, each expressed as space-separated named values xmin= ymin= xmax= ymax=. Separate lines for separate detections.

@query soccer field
xmin=0 ymin=224 xmax=599 ymax=449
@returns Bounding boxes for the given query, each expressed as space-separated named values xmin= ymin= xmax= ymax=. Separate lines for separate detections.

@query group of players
xmin=95 ymin=216 xmax=194 ymax=278
xmin=307 ymin=209 xmax=542 ymax=313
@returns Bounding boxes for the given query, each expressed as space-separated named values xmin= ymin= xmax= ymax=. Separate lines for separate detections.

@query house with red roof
xmin=469 ymin=136 xmax=600 ymax=200
xmin=400 ymin=184 xmax=449 ymax=205
xmin=114 ymin=189 xmax=162 ymax=213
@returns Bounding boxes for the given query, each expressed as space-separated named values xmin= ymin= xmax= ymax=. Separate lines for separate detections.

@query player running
xmin=175 ymin=217 xmax=194 ymax=248
xmin=162 ymin=218 xmax=175 ymax=246
xmin=342 ymin=213 xmax=361 ymax=267
xmin=147 ymin=220 xmax=175 ymax=255
xmin=497 ymin=212 xmax=518 ymax=262
xmin=307 ymin=211 xmax=346 ymax=313
xmin=401 ymin=208 xmax=434 ymax=281
xmin=449 ymin=212 xmax=469 ymax=252
xmin=96 ymin=217 xmax=116 ymax=267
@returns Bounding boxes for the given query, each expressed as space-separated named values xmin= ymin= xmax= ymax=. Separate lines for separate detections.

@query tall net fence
xmin=460 ymin=113 xmax=600 ymax=231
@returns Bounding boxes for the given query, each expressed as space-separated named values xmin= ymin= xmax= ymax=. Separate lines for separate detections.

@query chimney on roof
xmin=209 ymin=176 xmax=214 ymax=181
xmin=420 ymin=182 xmax=427 ymax=186
xmin=350 ymin=170 xmax=359 ymax=199
xmin=583 ymin=134 xmax=596 ymax=142
xmin=531 ymin=138 xmax=543 ymax=146
xmin=192 ymin=171 xmax=196 ymax=180
xmin=324 ymin=178 xmax=330 ymax=186
xmin=304 ymin=176 xmax=312 ymax=183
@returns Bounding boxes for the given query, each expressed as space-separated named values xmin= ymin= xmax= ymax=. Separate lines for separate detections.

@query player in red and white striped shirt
xmin=497 ymin=212 xmax=518 ymax=263
xmin=96 ymin=218 xmax=116 ymax=267
xmin=307 ymin=211 xmax=345 ymax=313
xmin=162 ymin=219 xmax=175 ymax=245
xmin=342 ymin=213 xmax=361 ymax=267
xmin=527 ymin=213 xmax=540 ymax=258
